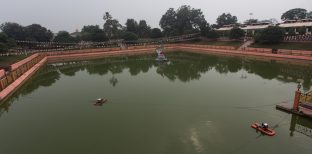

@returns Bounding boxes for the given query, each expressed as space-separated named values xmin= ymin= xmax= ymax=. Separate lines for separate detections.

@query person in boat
xmin=96 ymin=98 xmax=103 ymax=103
xmin=259 ymin=123 xmax=269 ymax=130
xmin=94 ymin=98 xmax=108 ymax=106
xmin=96 ymin=98 xmax=103 ymax=104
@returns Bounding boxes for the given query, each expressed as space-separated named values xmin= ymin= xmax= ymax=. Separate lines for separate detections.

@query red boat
xmin=251 ymin=123 xmax=276 ymax=136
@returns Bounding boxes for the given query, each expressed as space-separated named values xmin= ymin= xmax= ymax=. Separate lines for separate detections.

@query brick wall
xmin=245 ymin=47 xmax=312 ymax=56
xmin=0 ymin=54 xmax=45 ymax=91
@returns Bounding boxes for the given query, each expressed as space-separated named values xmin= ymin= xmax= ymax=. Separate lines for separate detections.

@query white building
xmin=278 ymin=19 xmax=312 ymax=35
xmin=216 ymin=19 xmax=312 ymax=36
xmin=241 ymin=22 xmax=272 ymax=35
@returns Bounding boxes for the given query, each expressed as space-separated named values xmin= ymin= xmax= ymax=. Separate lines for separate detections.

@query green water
xmin=1 ymin=51 xmax=312 ymax=154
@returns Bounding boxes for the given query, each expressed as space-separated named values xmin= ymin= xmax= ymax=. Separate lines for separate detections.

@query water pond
xmin=0 ymin=51 xmax=312 ymax=154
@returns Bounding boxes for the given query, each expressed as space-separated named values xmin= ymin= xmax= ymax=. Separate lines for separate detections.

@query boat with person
xmin=251 ymin=122 xmax=276 ymax=136
xmin=94 ymin=98 xmax=108 ymax=106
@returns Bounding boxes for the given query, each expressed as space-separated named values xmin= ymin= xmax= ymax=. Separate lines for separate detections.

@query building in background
xmin=216 ymin=19 xmax=312 ymax=37
xmin=278 ymin=19 xmax=312 ymax=35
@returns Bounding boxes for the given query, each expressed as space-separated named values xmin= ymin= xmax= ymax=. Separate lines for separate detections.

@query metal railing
xmin=284 ymin=34 xmax=312 ymax=42
xmin=0 ymin=33 xmax=201 ymax=56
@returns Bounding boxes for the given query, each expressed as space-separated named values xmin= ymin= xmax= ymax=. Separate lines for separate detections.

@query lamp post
xmin=297 ymin=82 xmax=302 ymax=91
xmin=249 ymin=13 xmax=253 ymax=20
xmin=293 ymin=82 xmax=302 ymax=111
xmin=246 ymin=13 xmax=254 ymax=39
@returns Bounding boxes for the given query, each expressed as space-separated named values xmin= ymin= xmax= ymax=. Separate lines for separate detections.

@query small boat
xmin=251 ymin=123 xmax=276 ymax=136
xmin=94 ymin=98 xmax=108 ymax=106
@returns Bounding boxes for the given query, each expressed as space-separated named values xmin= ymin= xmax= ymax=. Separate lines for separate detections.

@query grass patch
xmin=0 ymin=54 xmax=28 ymax=68
xmin=250 ymin=42 xmax=312 ymax=51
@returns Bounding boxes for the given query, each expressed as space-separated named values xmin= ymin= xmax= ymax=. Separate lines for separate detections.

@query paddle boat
xmin=251 ymin=122 xmax=276 ymax=136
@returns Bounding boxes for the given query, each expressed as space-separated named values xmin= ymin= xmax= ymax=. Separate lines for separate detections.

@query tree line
xmin=1 ymin=6 xmax=312 ymax=52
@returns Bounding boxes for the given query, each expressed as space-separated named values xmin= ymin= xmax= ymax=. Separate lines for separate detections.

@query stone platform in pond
xmin=276 ymin=101 xmax=312 ymax=118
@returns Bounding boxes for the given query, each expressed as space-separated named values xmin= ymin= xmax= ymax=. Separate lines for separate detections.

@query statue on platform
xmin=155 ymin=43 xmax=168 ymax=61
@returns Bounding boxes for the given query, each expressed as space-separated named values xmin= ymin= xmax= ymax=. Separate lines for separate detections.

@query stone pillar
xmin=292 ymin=90 xmax=301 ymax=111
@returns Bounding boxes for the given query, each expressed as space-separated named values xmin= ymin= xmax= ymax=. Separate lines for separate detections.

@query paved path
xmin=177 ymin=46 xmax=312 ymax=61
xmin=238 ymin=40 xmax=254 ymax=50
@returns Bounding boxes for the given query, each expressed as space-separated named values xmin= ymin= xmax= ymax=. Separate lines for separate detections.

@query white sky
xmin=0 ymin=0 xmax=311 ymax=33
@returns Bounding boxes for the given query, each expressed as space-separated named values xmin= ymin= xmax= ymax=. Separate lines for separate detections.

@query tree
xmin=244 ymin=19 xmax=258 ymax=25
xmin=1 ymin=23 xmax=53 ymax=42
xmin=24 ymin=24 xmax=53 ymax=42
xmin=0 ymin=33 xmax=9 ymax=52
xmin=190 ymin=9 xmax=209 ymax=36
xmin=281 ymin=8 xmax=307 ymax=20
xmin=229 ymin=27 xmax=245 ymax=39
xmin=125 ymin=19 xmax=138 ymax=34
xmin=150 ymin=28 xmax=162 ymax=38
xmin=308 ymin=11 xmax=312 ymax=19
xmin=103 ymin=12 xmax=122 ymax=40
xmin=80 ymin=25 xmax=108 ymax=42
xmin=206 ymin=30 xmax=219 ymax=39
xmin=0 ymin=22 xmax=26 ymax=40
xmin=160 ymin=5 xmax=208 ymax=36
xmin=176 ymin=5 xmax=207 ymax=34
xmin=138 ymin=20 xmax=151 ymax=38
xmin=0 ymin=32 xmax=16 ymax=53
xmin=255 ymin=26 xmax=285 ymax=44
xmin=53 ymin=31 xmax=77 ymax=43
xmin=122 ymin=32 xmax=138 ymax=41
xmin=175 ymin=5 xmax=195 ymax=34
xmin=216 ymin=13 xmax=238 ymax=27
xmin=199 ymin=24 xmax=211 ymax=36
xmin=159 ymin=8 xmax=178 ymax=36
xmin=211 ymin=24 xmax=219 ymax=29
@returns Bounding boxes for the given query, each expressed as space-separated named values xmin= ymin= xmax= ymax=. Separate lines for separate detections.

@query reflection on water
xmin=2 ymin=52 xmax=312 ymax=116
xmin=290 ymin=115 xmax=312 ymax=138
xmin=1 ymin=51 xmax=312 ymax=154
xmin=17 ymin=52 xmax=312 ymax=92
xmin=109 ymin=76 xmax=118 ymax=87
xmin=189 ymin=128 xmax=204 ymax=154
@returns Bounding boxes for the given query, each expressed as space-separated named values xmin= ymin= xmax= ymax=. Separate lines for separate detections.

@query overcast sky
xmin=0 ymin=0 xmax=311 ymax=33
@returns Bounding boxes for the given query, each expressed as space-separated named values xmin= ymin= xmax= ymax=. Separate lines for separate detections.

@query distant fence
xmin=44 ymin=45 xmax=165 ymax=57
xmin=0 ymin=33 xmax=201 ymax=56
xmin=284 ymin=34 xmax=312 ymax=42
xmin=178 ymin=44 xmax=236 ymax=50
